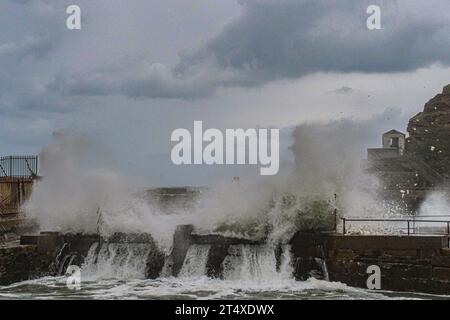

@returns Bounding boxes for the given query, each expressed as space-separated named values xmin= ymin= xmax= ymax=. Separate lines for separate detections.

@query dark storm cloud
xmin=178 ymin=0 xmax=450 ymax=85
xmin=49 ymin=61 xmax=238 ymax=100
xmin=58 ymin=0 xmax=450 ymax=100
xmin=3 ymin=0 xmax=450 ymax=105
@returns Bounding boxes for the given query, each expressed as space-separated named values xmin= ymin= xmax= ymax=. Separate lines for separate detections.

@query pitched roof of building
xmin=383 ymin=129 xmax=405 ymax=136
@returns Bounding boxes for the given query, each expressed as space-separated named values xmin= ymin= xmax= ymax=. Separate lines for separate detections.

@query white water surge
xmin=179 ymin=245 xmax=211 ymax=277
xmin=0 ymin=243 xmax=441 ymax=300
xmin=81 ymin=242 xmax=294 ymax=283
xmin=82 ymin=243 xmax=152 ymax=280
xmin=223 ymin=245 xmax=293 ymax=281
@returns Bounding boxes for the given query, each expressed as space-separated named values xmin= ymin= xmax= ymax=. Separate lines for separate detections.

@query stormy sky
xmin=1 ymin=0 xmax=450 ymax=186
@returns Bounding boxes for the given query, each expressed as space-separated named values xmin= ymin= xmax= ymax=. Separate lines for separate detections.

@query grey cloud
xmin=0 ymin=113 xmax=54 ymax=147
xmin=0 ymin=36 xmax=55 ymax=61
xmin=0 ymin=1 xmax=72 ymax=117
xmin=58 ymin=0 xmax=450 ymax=100
xmin=188 ymin=0 xmax=450 ymax=82
xmin=50 ymin=61 xmax=241 ymax=100
xmin=7 ymin=0 xmax=32 ymax=4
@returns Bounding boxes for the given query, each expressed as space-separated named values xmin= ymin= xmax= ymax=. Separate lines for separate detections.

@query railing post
xmin=407 ymin=220 xmax=410 ymax=235
xmin=447 ymin=221 xmax=449 ymax=236
xmin=333 ymin=208 xmax=337 ymax=232
xmin=342 ymin=218 xmax=346 ymax=235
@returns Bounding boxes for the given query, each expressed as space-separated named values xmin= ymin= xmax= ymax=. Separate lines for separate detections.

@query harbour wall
xmin=321 ymin=234 xmax=450 ymax=294
xmin=165 ymin=226 xmax=450 ymax=294
xmin=2 ymin=229 xmax=450 ymax=295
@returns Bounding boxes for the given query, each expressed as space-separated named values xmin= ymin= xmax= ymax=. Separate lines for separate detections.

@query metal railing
xmin=341 ymin=217 xmax=450 ymax=236
xmin=0 ymin=155 xmax=38 ymax=178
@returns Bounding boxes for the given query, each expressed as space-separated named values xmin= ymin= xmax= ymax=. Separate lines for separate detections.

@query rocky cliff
xmin=407 ymin=85 xmax=450 ymax=178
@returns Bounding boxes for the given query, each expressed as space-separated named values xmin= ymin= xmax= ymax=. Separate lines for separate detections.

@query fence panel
xmin=0 ymin=156 xmax=38 ymax=178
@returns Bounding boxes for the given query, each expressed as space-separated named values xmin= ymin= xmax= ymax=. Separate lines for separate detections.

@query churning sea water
xmin=0 ymin=276 xmax=446 ymax=300
xmin=0 ymin=243 xmax=447 ymax=300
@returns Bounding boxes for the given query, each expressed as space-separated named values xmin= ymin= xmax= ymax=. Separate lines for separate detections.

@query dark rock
xmin=443 ymin=84 xmax=450 ymax=95
xmin=407 ymin=85 xmax=450 ymax=177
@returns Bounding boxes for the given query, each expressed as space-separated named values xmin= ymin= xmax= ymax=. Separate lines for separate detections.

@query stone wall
xmin=165 ymin=225 xmax=262 ymax=277
xmin=0 ymin=232 xmax=98 ymax=285
xmin=0 ymin=245 xmax=55 ymax=285
xmin=0 ymin=232 xmax=164 ymax=286
xmin=290 ymin=233 xmax=450 ymax=295
xmin=5 ymin=228 xmax=450 ymax=295
xmin=166 ymin=227 xmax=450 ymax=294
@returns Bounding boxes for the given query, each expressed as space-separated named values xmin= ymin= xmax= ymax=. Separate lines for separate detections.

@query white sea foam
xmin=0 ymin=276 xmax=426 ymax=300
xmin=179 ymin=245 xmax=211 ymax=278
xmin=82 ymin=243 xmax=152 ymax=280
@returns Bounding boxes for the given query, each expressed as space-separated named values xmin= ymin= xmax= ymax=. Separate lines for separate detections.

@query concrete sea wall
xmin=0 ymin=244 xmax=54 ymax=285
xmin=0 ymin=232 xmax=164 ymax=286
xmin=289 ymin=232 xmax=450 ymax=294
xmin=0 ymin=232 xmax=99 ymax=285
xmin=3 ymin=228 xmax=450 ymax=295
xmin=322 ymin=234 xmax=450 ymax=294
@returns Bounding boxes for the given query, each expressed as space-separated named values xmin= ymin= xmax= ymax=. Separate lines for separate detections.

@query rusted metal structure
xmin=0 ymin=156 xmax=38 ymax=218
xmin=0 ymin=155 xmax=38 ymax=179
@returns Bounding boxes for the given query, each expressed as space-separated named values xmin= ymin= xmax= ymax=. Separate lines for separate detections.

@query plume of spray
xmin=290 ymin=120 xmax=394 ymax=218
xmin=24 ymin=130 xmax=132 ymax=234
xmin=287 ymin=120 xmax=403 ymax=235
xmin=190 ymin=116 xmax=400 ymax=241
xmin=418 ymin=190 xmax=450 ymax=222
xmin=23 ymin=130 xmax=188 ymax=250
xmin=408 ymin=190 xmax=450 ymax=232
xmin=24 ymin=112 xmax=405 ymax=250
